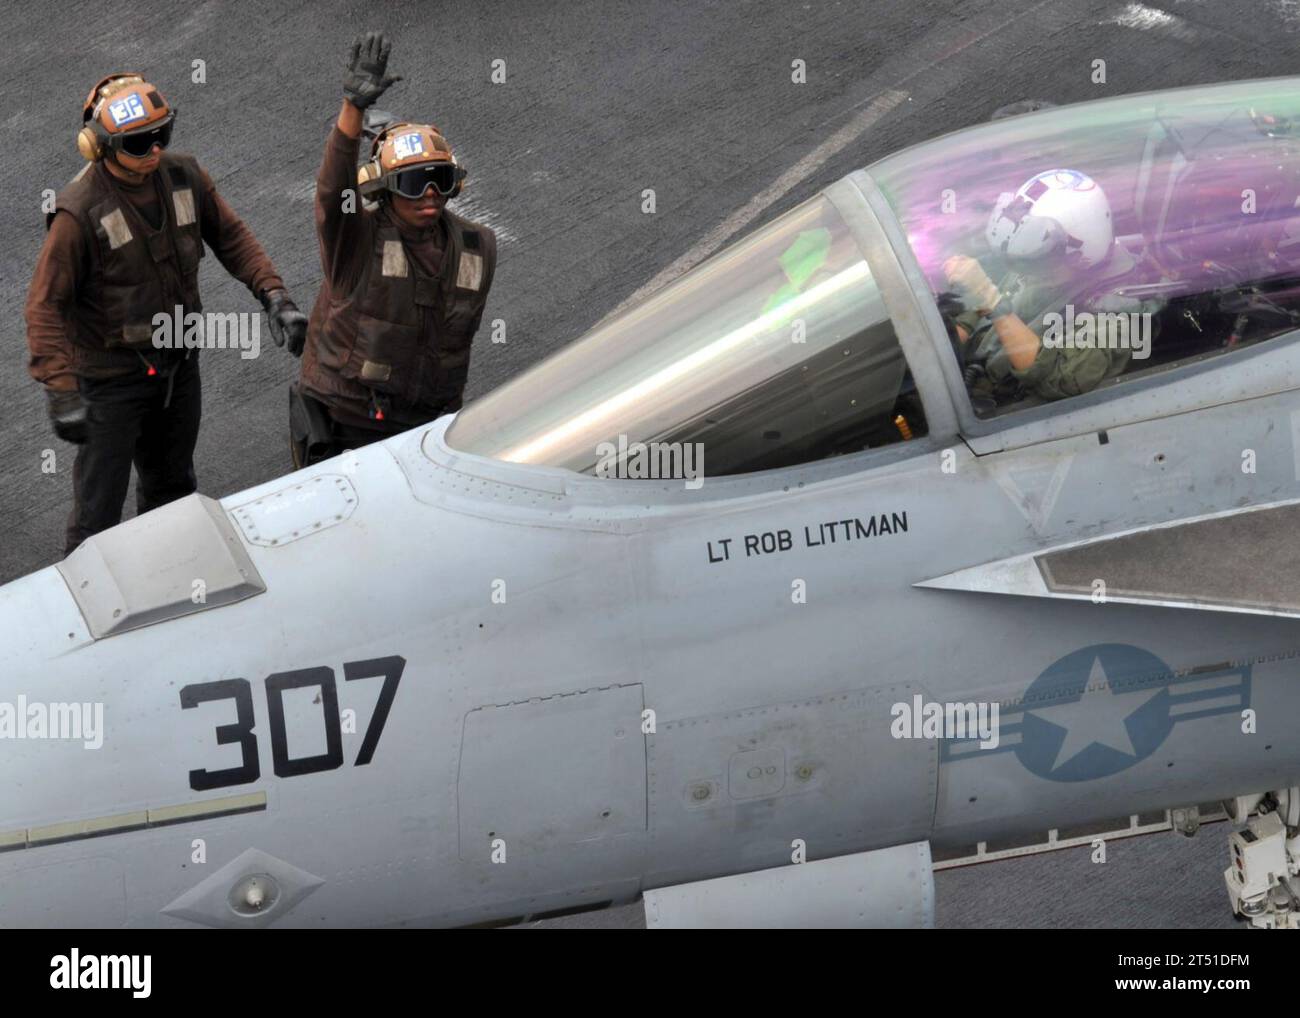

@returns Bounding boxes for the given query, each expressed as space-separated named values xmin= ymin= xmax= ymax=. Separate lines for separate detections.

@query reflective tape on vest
xmin=100 ymin=209 xmax=133 ymax=250
xmin=382 ymin=240 xmax=408 ymax=278
xmin=456 ymin=251 xmax=483 ymax=291
xmin=360 ymin=360 xmax=392 ymax=382
xmin=172 ymin=189 xmax=196 ymax=227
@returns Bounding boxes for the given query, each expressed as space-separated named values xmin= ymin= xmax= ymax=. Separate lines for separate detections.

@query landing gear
xmin=1224 ymin=788 xmax=1300 ymax=928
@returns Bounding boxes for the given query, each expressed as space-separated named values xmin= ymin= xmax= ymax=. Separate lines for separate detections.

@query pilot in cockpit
xmin=941 ymin=168 xmax=1164 ymax=405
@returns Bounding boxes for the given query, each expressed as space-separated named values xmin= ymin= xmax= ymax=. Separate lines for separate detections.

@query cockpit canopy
xmin=446 ymin=194 xmax=922 ymax=476
xmin=447 ymin=78 xmax=1300 ymax=473
xmin=873 ymin=77 xmax=1300 ymax=416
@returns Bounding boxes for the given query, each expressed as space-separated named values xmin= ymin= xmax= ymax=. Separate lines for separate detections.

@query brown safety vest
xmin=48 ymin=153 xmax=206 ymax=376
xmin=301 ymin=206 xmax=497 ymax=427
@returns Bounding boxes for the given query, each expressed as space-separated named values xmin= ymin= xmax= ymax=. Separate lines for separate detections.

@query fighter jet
xmin=4 ymin=75 xmax=1300 ymax=929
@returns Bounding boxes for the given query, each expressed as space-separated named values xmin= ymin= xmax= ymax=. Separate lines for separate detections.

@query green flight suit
xmin=955 ymin=248 xmax=1163 ymax=401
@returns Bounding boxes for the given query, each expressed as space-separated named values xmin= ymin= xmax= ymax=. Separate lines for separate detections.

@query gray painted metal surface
xmin=643 ymin=842 xmax=934 ymax=929
xmin=55 ymin=494 xmax=265 ymax=639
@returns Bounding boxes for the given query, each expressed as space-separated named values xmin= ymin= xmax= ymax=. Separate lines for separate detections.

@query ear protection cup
xmin=76 ymin=124 xmax=103 ymax=161
xmin=356 ymin=121 xmax=410 ymax=196
xmin=357 ymin=158 xmax=384 ymax=196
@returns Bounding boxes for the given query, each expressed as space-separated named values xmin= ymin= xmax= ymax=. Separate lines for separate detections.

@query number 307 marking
xmin=179 ymin=655 xmax=405 ymax=791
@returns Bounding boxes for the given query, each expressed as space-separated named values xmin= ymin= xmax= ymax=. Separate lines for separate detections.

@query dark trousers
xmin=289 ymin=384 xmax=417 ymax=469
xmin=290 ymin=417 xmax=391 ymax=469
xmin=66 ymin=356 xmax=202 ymax=555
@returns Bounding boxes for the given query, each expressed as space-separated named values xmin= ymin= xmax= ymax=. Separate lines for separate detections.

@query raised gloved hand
xmin=343 ymin=32 xmax=402 ymax=110
xmin=46 ymin=387 xmax=87 ymax=445
xmin=261 ymin=289 xmax=308 ymax=357
xmin=943 ymin=255 xmax=1000 ymax=314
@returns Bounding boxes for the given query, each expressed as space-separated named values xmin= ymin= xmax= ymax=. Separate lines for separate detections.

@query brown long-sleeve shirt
xmin=315 ymin=125 xmax=446 ymax=292
xmin=307 ymin=126 xmax=448 ymax=427
xmin=26 ymin=159 xmax=284 ymax=391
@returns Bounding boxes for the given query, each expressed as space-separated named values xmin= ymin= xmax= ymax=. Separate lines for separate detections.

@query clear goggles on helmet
xmin=389 ymin=161 xmax=460 ymax=199
xmin=113 ymin=116 xmax=174 ymax=158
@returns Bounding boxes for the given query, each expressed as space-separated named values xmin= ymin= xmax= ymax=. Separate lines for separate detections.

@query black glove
xmin=46 ymin=388 xmax=88 ymax=445
xmin=935 ymin=290 xmax=970 ymax=365
xmin=261 ymin=289 xmax=309 ymax=357
xmin=343 ymin=32 xmax=402 ymax=110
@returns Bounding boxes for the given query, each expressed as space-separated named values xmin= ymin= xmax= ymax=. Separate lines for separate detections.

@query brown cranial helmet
xmin=77 ymin=72 xmax=174 ymax=161
xmin=358 ymin=122 xmax=466 ymax=199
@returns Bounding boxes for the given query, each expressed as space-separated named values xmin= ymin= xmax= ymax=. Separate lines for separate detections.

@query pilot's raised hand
xmin=943 ymin=255 xmax=999 ymax=314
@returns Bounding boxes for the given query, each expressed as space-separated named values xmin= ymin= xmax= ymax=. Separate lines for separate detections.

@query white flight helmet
xmin=986 ymin=169 xmax=1113 ymax=269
